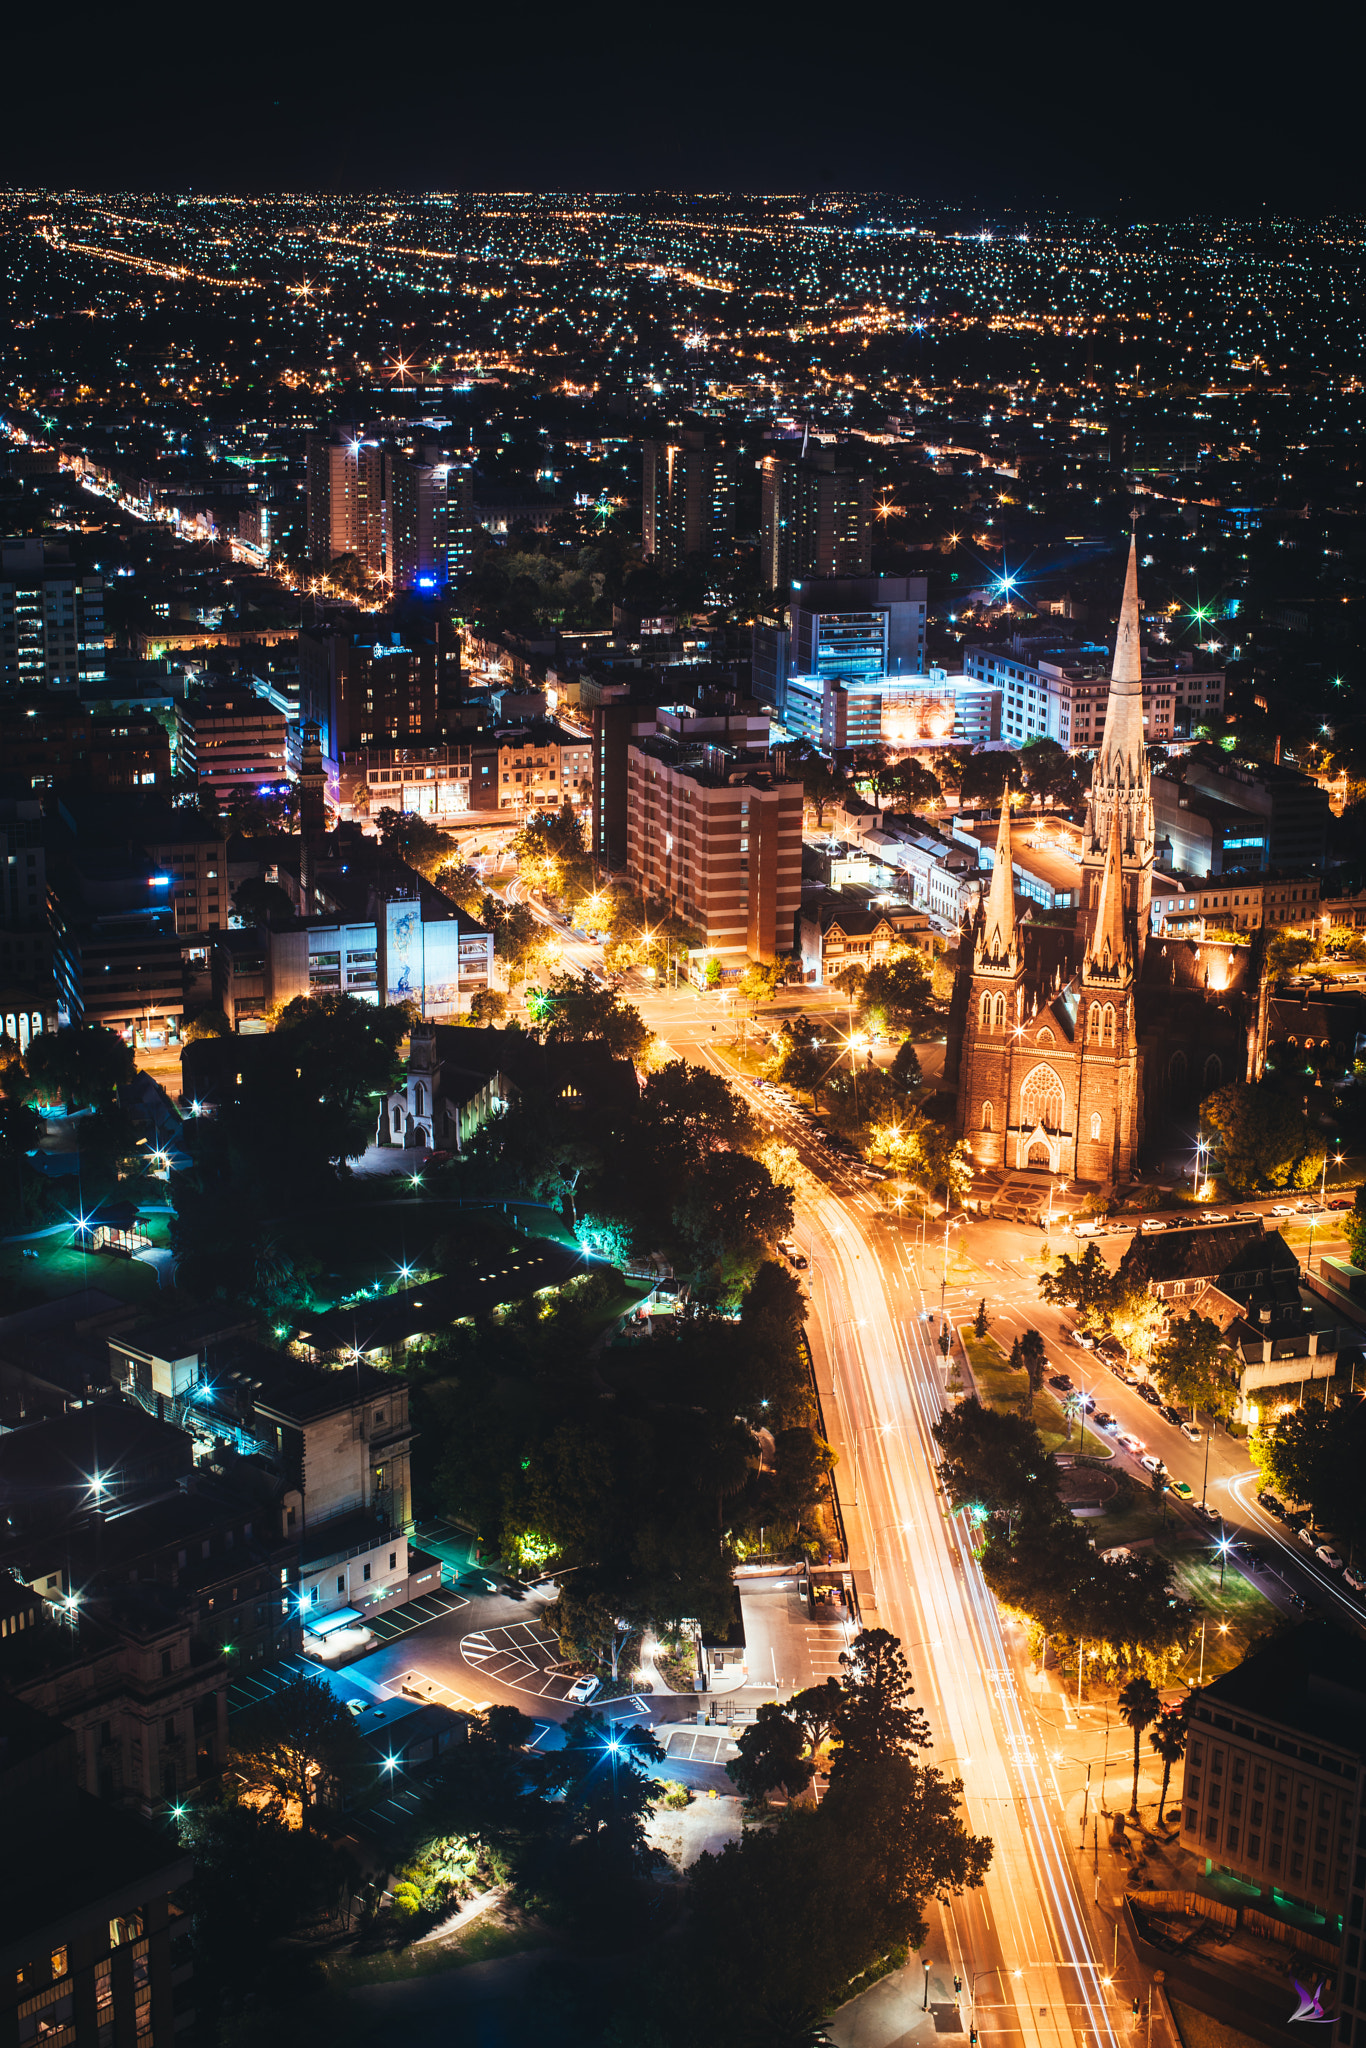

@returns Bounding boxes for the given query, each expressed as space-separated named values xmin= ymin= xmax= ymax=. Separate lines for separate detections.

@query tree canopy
xmin=1202 ymin=1080 xmax=1327 ymax=1193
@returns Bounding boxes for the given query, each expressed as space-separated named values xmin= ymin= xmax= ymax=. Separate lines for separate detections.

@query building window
xmin=982 ymin=1101 xmax=993 ymax=1132
xmin=1088 ymin=1002 xmax=1102 ymax=1043
xmin=363 ymin=1563 xmax=371 ymax=1581
xmin=390 ymin=1552 xmax=397 ymax=1570
xmin=1103 ymin=1003 xmax=1116 ymax=1046
xmin=1020 ymin=1065 xmax=1065 ymax=1132
xmin=1090 ymin=1112 xmax=1101 ymax=1142
xmin=1187 ymin=1809 xmax=1198 ymax=1832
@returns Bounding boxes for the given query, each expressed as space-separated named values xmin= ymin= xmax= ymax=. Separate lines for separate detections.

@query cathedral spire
xmin=1098 ymin=534 xmax=1147 ymax=781
xmin=976 ymin=800 xmax=1019 ymax=970
xmin=1086 ymin=806 xmax=1129 ymax=979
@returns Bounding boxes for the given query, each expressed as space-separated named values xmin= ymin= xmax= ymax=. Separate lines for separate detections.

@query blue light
xmin=417 ymin=577 xmax=436 ymax=588
xmin=150 ymin=876 xmax=172 ymax=887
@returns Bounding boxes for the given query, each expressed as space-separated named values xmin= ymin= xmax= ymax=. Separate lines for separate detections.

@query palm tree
xmin=1150 ymin=1707 xmax=1188 ymax=1829
xmin=1118 ymin=1675 xmax=1163 ymax=1817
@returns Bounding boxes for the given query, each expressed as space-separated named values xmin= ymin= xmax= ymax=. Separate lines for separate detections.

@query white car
xmin=1141 ymin=1218 xmax=1167 ymax=1231
xmin=1344 ymin=1568 xmax=1366 ymax=1595
xmin=566 ymin=1674 xmax=602 ymax=1705
xmin=1206 ymin=1213 xmax=1230 ymax=1223
xmin=1181 ymin=1421 xmax=1204 ymax=1442
xmin=1316 ymin=1545 xmax=1344 ymax=1572
xmin=1271 ymin=1203 xmax=1293 ymax=1216
xmin=1116 ymin=1431 xmax=1145 ymax=1456
xmin=1139 ymin=1453 xmax=1167 ymax=1477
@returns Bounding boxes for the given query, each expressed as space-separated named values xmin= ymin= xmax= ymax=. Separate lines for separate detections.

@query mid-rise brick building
xmin=625 ymin=737 xmax=802 ymax=972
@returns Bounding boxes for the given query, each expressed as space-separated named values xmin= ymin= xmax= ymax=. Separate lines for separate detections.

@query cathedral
xmin=946 ymin=542 xmax=1271 ymax=1192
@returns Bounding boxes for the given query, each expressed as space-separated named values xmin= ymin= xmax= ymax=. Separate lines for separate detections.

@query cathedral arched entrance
xmin=1027 ymin=1140 xmax=1050 ymax=1168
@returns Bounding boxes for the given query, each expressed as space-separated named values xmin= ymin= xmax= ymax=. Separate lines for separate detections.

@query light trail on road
xmin=804 ymin=1183 xmax=1121 ymax=2048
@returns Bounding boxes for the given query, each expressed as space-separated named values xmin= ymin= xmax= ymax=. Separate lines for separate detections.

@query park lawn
xmin=956 ymin=1326 xmax=1105 ymax=1455
xmin=0 ymin=1236 xmax=162 ymax=1316
xmin=958 ymin=1325 xmax=1024 ymax=1408
xmin=1156 ymin=1541 xmax=1280 ymax=1684
xmin=317 ymin=1908 xmax=549 ymax=1989
xmin=1085 ymin=1490 xmax=1173 ymax=1549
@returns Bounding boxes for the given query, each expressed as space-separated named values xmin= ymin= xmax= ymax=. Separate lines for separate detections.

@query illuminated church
xmin=946 ymin=543 xmax=1270 ymax=1192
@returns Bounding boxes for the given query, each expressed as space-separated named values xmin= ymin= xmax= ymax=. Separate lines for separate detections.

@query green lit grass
xmin=1156 ymin=1544 xmax=1280 ymax=1683
xmin=0 ymin=1235 xmax=162 ymax=1313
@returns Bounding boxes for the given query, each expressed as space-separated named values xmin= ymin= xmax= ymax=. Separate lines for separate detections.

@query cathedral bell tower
xmin=958 ymin=803 xmax=1025 ymax=1169
xmin=1083 ymin=538 xmax=1154 ymax=962
xmin=1075 ymin=809 xmax=1140 ymax=1185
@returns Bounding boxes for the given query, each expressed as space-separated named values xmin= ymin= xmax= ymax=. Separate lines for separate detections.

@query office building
xmin=214 ymin=879 xmax=494 ymax=1025
xmin=1179 ymin=1624 xmax=1366 ymax=1994
xmin=783 ymin=668 xmax=1000 ymax=751
xmin=788 ymin=574 xmax=928 ymax=686
xmin=177 ymin=684 xmax=289 ymax=798
xmin=299 ymin=625 xmax=459 ymax=762
xmin=51 ymin=906 xmax=186 ymax=1040
xmin=625 ymin=737 xmax=802 ymax=970
xmin=1153 ymin=748 xmax=1331 ymax=878
xmin=962 ymin=636 xmax=1226 ymax=750
xmin=111 ymin=1327 xmax=416 ymax=1629
xmin=0 ymin=538 xmax=105 ymax=696
xmin=642 ymin=426 xmax=735 ymax=571
xmin=0 ymin=1695 xmax=194 ymax=2048
xmin=760 ymin=441 xmax=874 ymax=588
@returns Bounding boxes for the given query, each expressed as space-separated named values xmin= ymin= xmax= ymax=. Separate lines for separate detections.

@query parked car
xmin=1074 ymin=1331 xmax=1095 ymax=1349
xmin=1138 ymin=1383 xmax=1161 ymax=1406
xmin=1094 ymin=1411 xmax=1118 ymax=1431
xmin=1079 ymin=1392 xmax=1097 ymax=1413
xmin=1297 ymin=1525 xmax=1317 ymax=1548
xmin=1206 ymin=1212 xmax=1230 ymax=1223
xmin=1233 ymin=1210 xmax=1258 ymax=1221
xmin=1181 ymin=1421 xmax=1204 ymax=1442
xmin=1270 ymin=1203 xmax=1294 ymax=1216
xmin=1257 ymin=1489 xmax=1281 ymax=1512
xmin=1160 ymin=1404 xmax=1184 ymax=1427
xmin=566 ymin=1674 xmax=602 ymax=1704
xmin=1344 ymin=1568 xmax=1366 ymax=1594
xmin=1141 ymin=1218 xmax=1168 ymax=1231
xmin=1170 ymin=1479 xmax=1195 ymax=1501
xmin=1242 ymin=1545 xmax=1266 ymax=1568
xmin=1316 ymin=1545 xmax=1344 ymax=1572
xmin=1193 ymin=1500 xmax=1220 ymax=1522
xmin=1049 ymin=1373 xmax=1074 ymax=1392
xmin=1140 ymin=1453 xmax=1167 ymax=1477
xmin=1329 ymin=1196 xmax=1352 ymax=1211
xmin=1100 ymin=1546 xmax=1133 ymax=1562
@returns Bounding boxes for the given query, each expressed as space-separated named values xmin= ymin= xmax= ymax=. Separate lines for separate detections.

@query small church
xmin=946 ymin=542 xmax=1270 ymax=1193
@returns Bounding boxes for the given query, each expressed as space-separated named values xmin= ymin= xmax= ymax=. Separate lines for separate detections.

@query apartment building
xmin=494 ymin=722 xmax=593 ymax=813
xmin=963 ymin=638 xmax=1225 ymax=749
xmin=1178 ymin=1624 xmax=1366 ymax=2033
xmin=0 ymin=537 xmax=106 ymax=695
xmin=625 ymin=738 xmax=802 ymax=970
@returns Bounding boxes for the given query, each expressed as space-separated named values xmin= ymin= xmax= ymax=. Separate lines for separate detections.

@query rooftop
xmin=1196 ymin=1621 xmax=1366 ymax=1760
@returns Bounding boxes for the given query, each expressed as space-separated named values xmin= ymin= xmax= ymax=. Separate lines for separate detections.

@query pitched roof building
xmin=948 ymin=542 xmax=1273 ymax=1193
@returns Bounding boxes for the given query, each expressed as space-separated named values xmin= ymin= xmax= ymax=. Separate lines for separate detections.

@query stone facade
xmin=949 ymin=542 xmax=1270 ymax=1189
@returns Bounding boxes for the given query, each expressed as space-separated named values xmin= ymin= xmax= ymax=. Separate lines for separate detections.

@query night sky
xmin=6 ymin=3 xmax=1360 ymax=211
